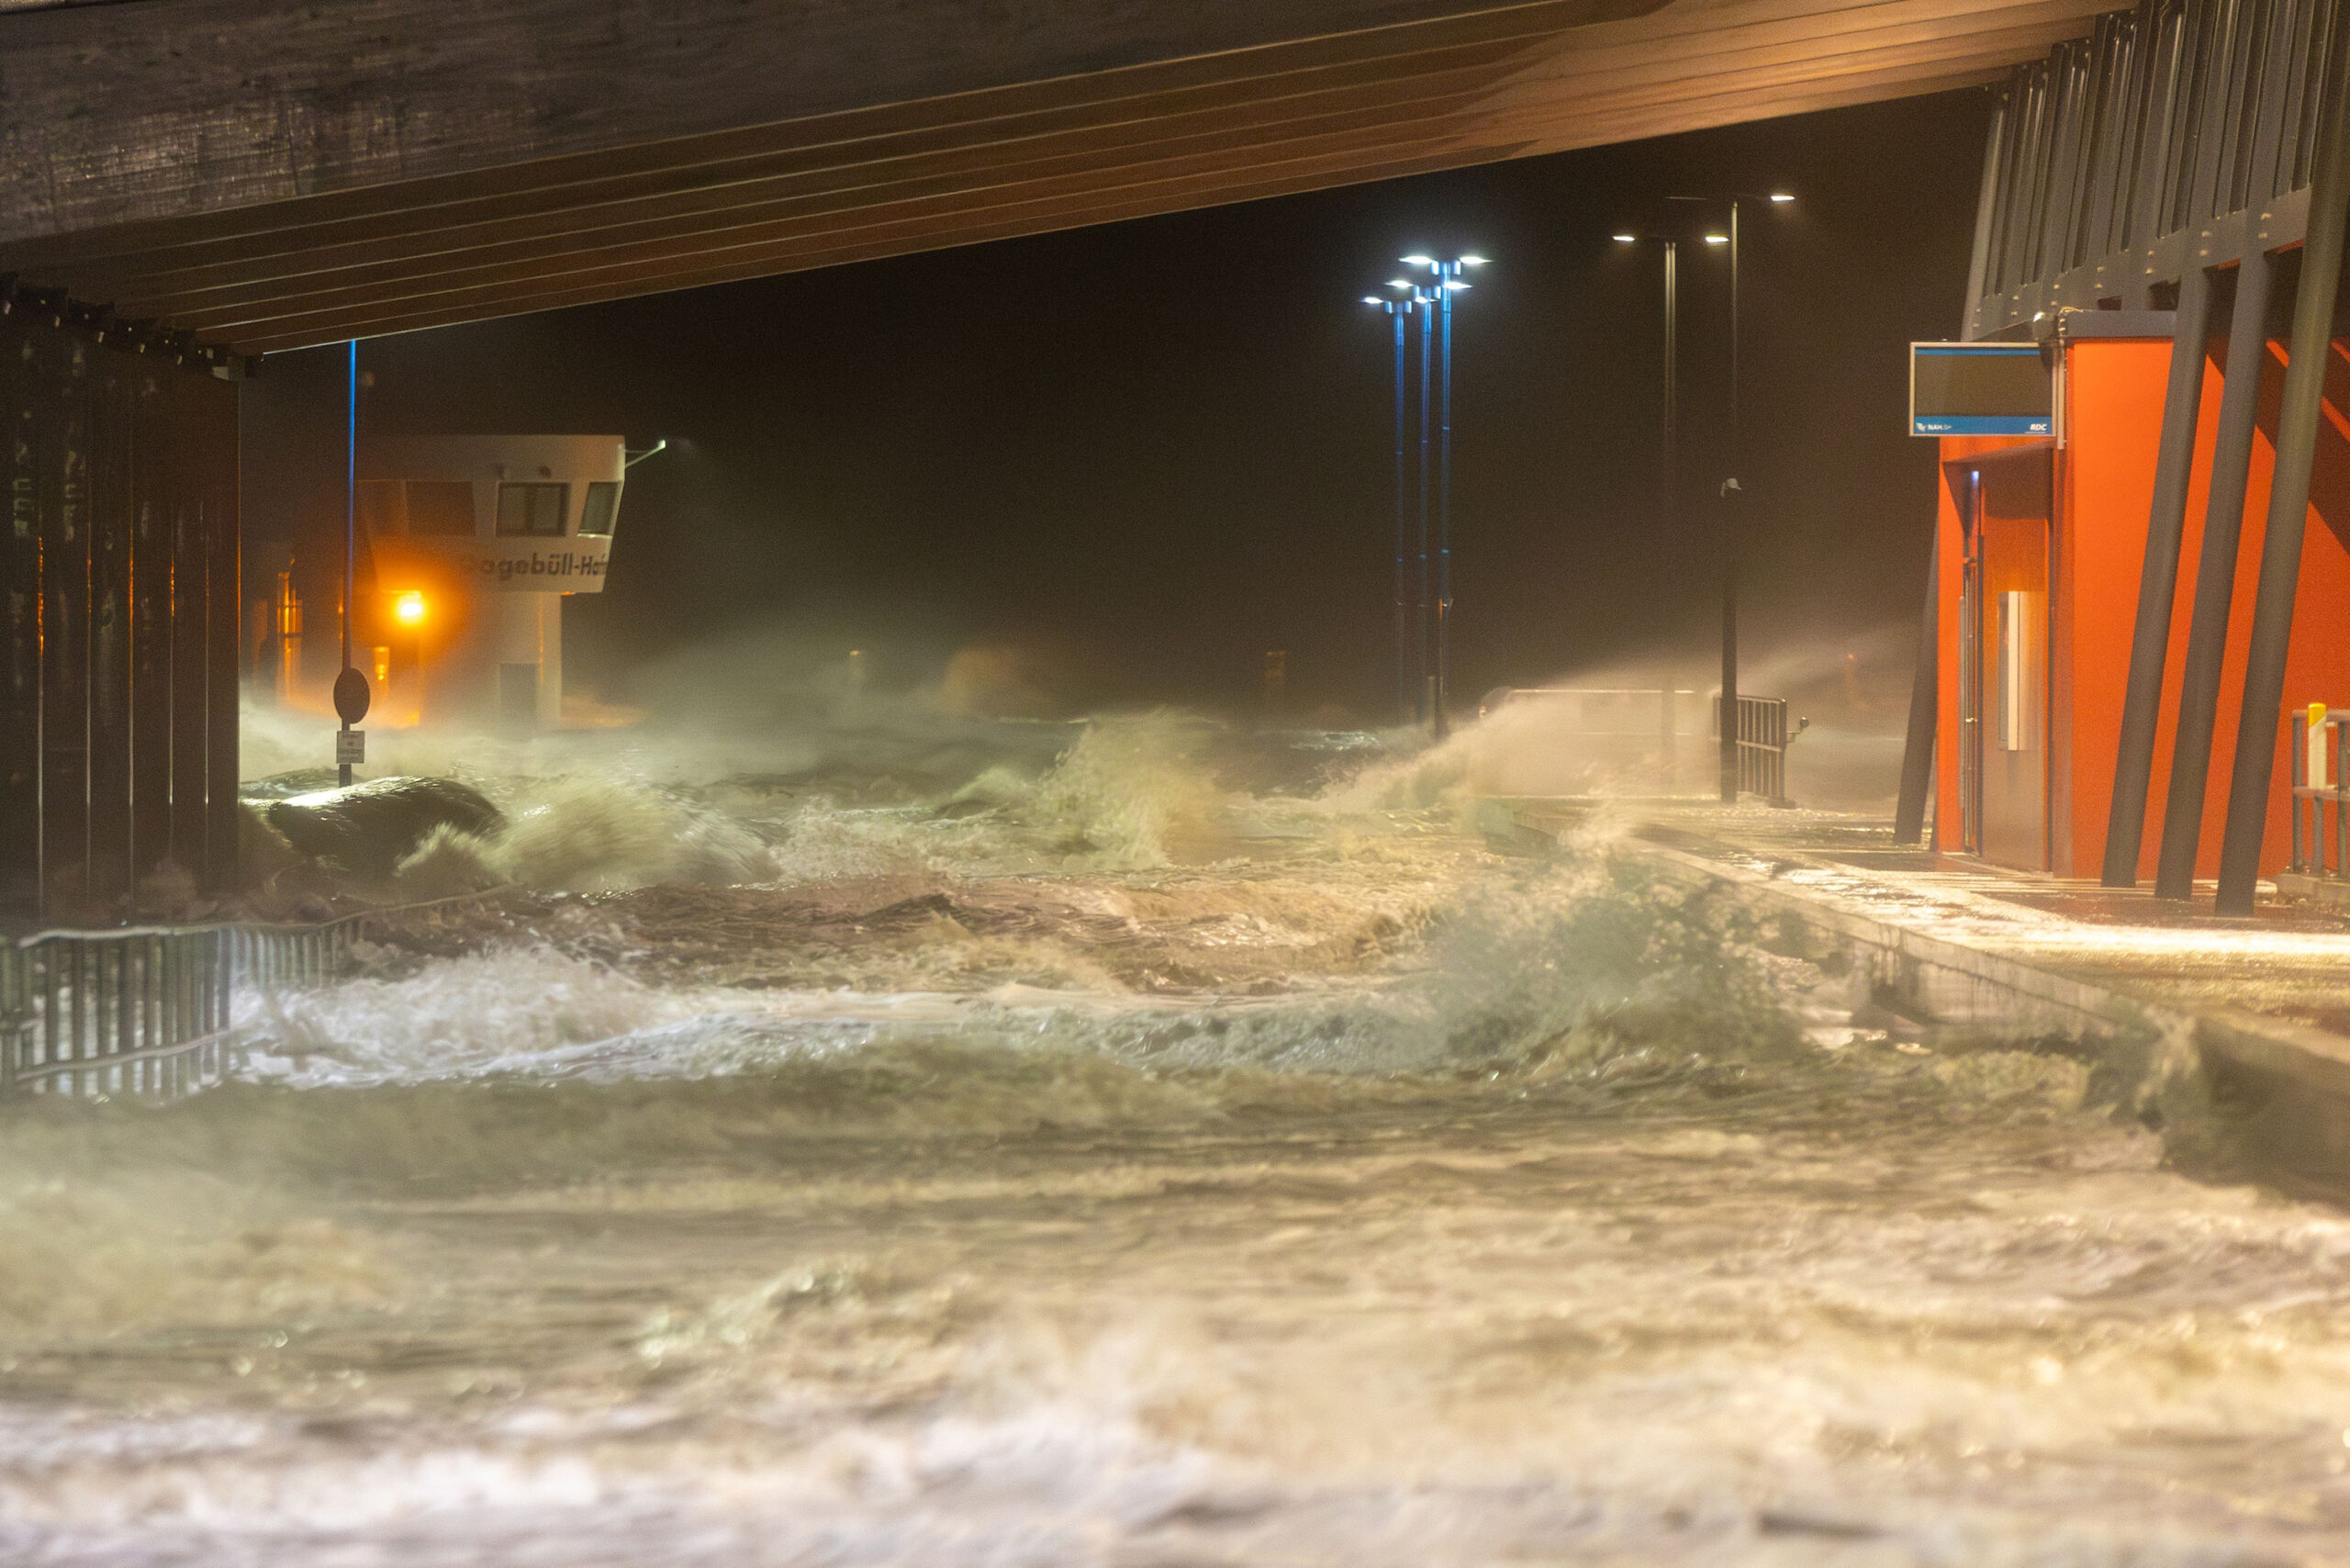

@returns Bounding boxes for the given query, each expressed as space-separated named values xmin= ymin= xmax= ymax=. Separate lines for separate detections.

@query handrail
xmin=2288 ymin=705 xmax=2350 ymax=881
xmin=8 ymin=886 xmax=502 ymax=949
xmin=1711 ymin=693 xmax=1805 ymax=807
xmin=1472 ymin=688 xmax=1802 ymax=803
xmin=0 ymin=887 xmax=505 ymax=1101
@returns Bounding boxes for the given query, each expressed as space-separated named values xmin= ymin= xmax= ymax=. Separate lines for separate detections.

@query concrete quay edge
xmin=1482 ymin=800 xmax=2350 ymax=1161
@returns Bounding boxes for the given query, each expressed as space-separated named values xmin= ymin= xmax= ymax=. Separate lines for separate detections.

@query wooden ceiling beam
xmin=82 ymin=55 xmax=1536 ymax=309
xmin=229 ymin=146 xmax=1505 ymax=354
xmin=102 ymin=0 xmax=2087 ymax=301
xmin=0 ymin=0 xmax=1641 ymax=265
xmin=6 ymin=0 xmax=2099 ymax=282
xmin=1487 ymin=15 xmax=2105 ymax=132
xmin=237 ymin=58 xmax=2022 ymax=350
xmin=1484 ymin=0 xmax=2109 ymax=104
xmin=1516 ymin=58 xmax=2038 ymax=151
xmin=79 ymin=0 xmax=2098 ymax=324
xmin=153 ymin=10 xmax=2087 ymax=334
xmin=189 ymin=119 xmax=1508 ymax=340
xmin=216 ymin=43 xmax=2053 ymax=351
xmin=0 ymin=0 xmax=2118 ymax=352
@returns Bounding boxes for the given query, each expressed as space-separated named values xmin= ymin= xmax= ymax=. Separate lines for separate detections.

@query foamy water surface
xmin=6 ymin=718 xmax=2350 ymax=1564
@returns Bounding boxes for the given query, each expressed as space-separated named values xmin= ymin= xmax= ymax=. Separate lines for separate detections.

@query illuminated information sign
xmin=1909 ymin=342 xmax=2052 ymax=437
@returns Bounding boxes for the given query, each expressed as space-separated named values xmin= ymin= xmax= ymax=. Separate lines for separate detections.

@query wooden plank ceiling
xmin=0 ymin=0 xmax=2113 ymax=356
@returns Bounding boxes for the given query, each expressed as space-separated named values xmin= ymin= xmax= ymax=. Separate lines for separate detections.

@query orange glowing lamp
xmin=393 ymin=590 xmax=427 ymax=626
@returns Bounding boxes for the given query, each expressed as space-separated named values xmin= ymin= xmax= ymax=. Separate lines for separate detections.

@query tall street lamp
xmin=1382 ymin=274 xmax=1439 ymax=729
xmin=1668 ymin=191 xmax=1792 ymax=801
xmin=1612 ymin=231 xmax=1680 ymax=565
xmin=1616 ymin=231 xmax=1680 ymax=787
xmin=1400 ymin=252 xmax=1485 ymax=739
xmin=1362 ymin=290 xmax=1422 ymax=723
xmin=1406 ymin=273 xmax=1434 ymax=731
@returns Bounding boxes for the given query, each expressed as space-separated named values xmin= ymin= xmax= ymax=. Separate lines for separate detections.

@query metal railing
xmin=1475 ymin=687 xmax=1699 ymax=795
xmin=1472 ymin=687 xmax=1801 ymax=802
xmin=2289 ymin=705 xmax=2350 ymax=879
xmin=1712 ymin=693 xmax=1801 ymax=806
xmin=0 ymin=903 xmax=394 ymax=1101
xmin=0 ymin=928 xmax=234 ymax=1100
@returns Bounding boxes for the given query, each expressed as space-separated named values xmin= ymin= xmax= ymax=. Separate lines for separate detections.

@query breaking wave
xmin=6 ymin=711 xmax=2287 ymax=1567
xmin=367 ymin=712 xmax=1243 ymax=900
xmin=0 ymin=847 xmax=2098 ymax=1223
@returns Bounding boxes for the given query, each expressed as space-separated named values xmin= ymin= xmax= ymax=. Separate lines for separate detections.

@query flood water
xmin=7 ymin=714 xmax=2350 ymax=1565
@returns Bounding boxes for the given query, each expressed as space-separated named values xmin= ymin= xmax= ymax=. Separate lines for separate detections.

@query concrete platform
xmin=1481 ymin=797 xmax=2350 ymax=1181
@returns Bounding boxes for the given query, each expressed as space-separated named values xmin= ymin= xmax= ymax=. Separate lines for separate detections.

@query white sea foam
xmin=5 ymin=713 xmax=2323 ymax=1564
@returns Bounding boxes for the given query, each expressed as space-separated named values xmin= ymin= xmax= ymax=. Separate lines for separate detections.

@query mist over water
xmin=8 ymin=683 xmax=2347 ymax=1564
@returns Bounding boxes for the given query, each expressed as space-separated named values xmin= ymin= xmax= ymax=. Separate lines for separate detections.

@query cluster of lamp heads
xmin=1611 ymin=191 xmax=1794 ymax=245
xmin=1360 ymin=192 xmax=1790 ymax=308
xmin=1361 ymin=253 xmax=1487 ymax=309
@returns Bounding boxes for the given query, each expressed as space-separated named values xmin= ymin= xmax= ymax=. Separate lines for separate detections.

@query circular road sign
xmin=333 ymin=666 xmax=372 ymax=726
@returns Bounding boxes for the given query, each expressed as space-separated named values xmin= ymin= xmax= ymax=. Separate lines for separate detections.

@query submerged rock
xmin=240 ymin=767 xmax=345 ymax=801
xmin=265 ymin=777 xmax=506 ymax=879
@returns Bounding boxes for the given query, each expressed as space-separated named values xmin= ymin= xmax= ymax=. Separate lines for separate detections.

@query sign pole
xmin=336 ymin=340 xmax=368 ymax=785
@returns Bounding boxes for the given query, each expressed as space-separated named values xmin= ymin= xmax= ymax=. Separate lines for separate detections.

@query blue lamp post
xmin=1362 ymin=290 xmax=1421 ymax=724
xmin=1369 ymin=276 xmax=1438 ymax=728
xmin=1398 ymin=253 xmax=1484 ymax=738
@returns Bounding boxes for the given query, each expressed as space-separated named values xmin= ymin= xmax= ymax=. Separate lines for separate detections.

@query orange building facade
xmin=1932 ymin=319 xmax=2350 ymax=879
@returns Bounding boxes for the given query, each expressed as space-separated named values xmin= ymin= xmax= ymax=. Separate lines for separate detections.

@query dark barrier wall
xmin=0 ymin=310 xmax=239 ymax=931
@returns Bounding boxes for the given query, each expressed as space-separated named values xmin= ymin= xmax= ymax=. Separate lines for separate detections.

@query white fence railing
xmin=1 ymin=897 xmax=479 ymax=1101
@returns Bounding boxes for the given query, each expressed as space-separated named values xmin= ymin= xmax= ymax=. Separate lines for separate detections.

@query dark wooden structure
xmin=0 ymin=0 xmax=2112 ymax=355
xmin=0 ymin=305 xmax=241 ymax=931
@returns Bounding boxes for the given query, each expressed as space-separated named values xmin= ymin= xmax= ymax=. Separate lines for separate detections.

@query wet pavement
xmin=1499 ymin=798 xmax=2350 ymax=1040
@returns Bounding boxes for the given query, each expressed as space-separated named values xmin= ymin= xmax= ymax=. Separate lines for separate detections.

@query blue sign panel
xmin=1914 ymin=413 xmax=2053 ymax=435
xmin=1909 ymin=342 xmax=2052 ymax=438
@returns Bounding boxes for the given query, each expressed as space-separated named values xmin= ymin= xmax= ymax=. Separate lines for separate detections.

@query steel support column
xmin=0 ymin=329 xmax=34 ymax=922
xmin=129 ymin=364 xmax=172 ymax=890
xmin=39 ymin=333 xmax=90 ymax=920
xmin=1893 ymin=536 xmax=1939 ymax=846
xmin=84 ymin=353 xmax=132 ymax=919
xmin=202 ymin=420 xmax=240 ymax=902
xmin=2214 ymin=13 xmax=2350 ymax=914
xmin=2154 ymin=246 xmax=2276 ymax=899
xmin=0 ymin=308 xmax=241 ymax=932
xmin=2101 ymin=265 xmax=2211 ymax=886
xmin=167 ymin=372 xmax=209 ymax=889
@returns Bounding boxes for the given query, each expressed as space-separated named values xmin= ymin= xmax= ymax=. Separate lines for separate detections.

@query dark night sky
xmin=251 ymin=85 xmax=1992 ymax=721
